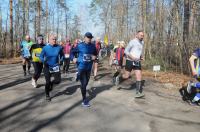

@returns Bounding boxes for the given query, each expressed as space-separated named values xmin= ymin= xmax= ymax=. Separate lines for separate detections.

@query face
xmin=25 ymin=35 xmax=30 ymax=42
xmin=74 ymin=39 xmax=79 ymax=44
xmin=137 ymin=32 xmax=144 ymax=41
xmin=96 ymin=38 xmax=100 ymax=43
xmin=49 ymin=35 xmax=57 ymax=45
xmin=60 ymin=42 xmax=64 ymax=46
xmin=66 ymin=39 xmax=70 ymax=43
xmin=84 ymin=37 xmax=92 ymax=43
xmin=37 ymin=37 xmax=44 ymax=44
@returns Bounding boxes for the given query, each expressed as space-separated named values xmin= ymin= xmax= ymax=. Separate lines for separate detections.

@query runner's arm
xmin=18 ymin=41 xmax=23 ymax=52
xmin=39 ymin=48 xmax=46 ymax=63
xmin=59 ymin=47 xmax=64 ymax=62
xmin=92 ymin=47 xmax=98 ymax=60
xmin=113 ymin=48 xmax=117 ymax=59
xmin=70 ymin=46 xmax=78 ymax=61
xmin=124 ymin=42 xmax=132 ymax=58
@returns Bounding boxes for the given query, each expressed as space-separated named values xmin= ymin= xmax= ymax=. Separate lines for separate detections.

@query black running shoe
xmin=46 ymin=95 xmax=51 ymax=102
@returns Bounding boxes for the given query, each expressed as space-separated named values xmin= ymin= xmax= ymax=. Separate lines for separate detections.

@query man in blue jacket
xmin=71 ymin=32 xmax=97 ymax=107
xmin=40 ymin=34 xmax=64 ymax=101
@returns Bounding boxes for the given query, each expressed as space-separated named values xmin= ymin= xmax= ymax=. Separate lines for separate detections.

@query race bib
xmin=49 ymin=65 xmax=60 ymax=73
xmin=27 ymin=46 xmax=31 ymax=50
xmin=113 ymin=60 xmax=118 ymax=65
xmin=24 ymin=49 xmax=31 ymax=57
xmin=83 ymin=54 xmax=92 ymax=62
xmin=65 ymin=54 xmax=70 ymax=58
xmin=133 ymin=61 xmax=140 ymax=66
xmin=35 ymin=53 xmax=40 ymax=57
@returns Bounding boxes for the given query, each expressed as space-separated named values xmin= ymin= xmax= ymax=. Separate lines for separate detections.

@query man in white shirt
xmin=114 ymin=31 xmax=145 ymax=98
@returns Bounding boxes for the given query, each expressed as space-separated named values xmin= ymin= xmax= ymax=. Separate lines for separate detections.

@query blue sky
xmin=0 ymin=0 xmax=103 ymax=38
xmin=70 ymin=0 xmax=103 ymax=37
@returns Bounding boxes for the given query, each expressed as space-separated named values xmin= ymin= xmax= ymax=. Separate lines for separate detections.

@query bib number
xmin=35 ymin=53 xmax=40 ymax=57
xmin=49 ymin=66 xmax=60 ymax=73
xmin=133 ymin=61 xmax=140 ymax=66
xmin=83 ymin=54 xmax=92 ymax=62
xmin=65 ymin=54 xmax=70 ymax=58
xmin=24 ymin=49 xmax=31 ymax=57
xmin=113 ymin=60 xmax=118 ymax=65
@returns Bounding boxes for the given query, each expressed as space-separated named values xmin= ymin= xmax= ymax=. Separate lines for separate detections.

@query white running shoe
xmin=32 ymin=78 xmax=37 ymax=88
xmin=186 ymin=81 xmax=192 ymax=94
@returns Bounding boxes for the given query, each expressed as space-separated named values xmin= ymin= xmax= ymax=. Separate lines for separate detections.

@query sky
xmin=70 ymin=0 xmax=103 ymax=37
xmin=0 ymin=0 xmax=103 ymax=38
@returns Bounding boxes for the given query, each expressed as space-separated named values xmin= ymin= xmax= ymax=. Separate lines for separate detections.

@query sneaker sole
xmin=115 ymin=77 xmax=119 ymax=86
xmin=135 ymin=94 xmax=145 ymax=98
xmin=186 ymin=83 xmax=192 ymax=94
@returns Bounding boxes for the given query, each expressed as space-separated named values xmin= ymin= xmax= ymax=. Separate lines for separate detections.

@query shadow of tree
xmin=0 ymin=77 xmax=32 ymax=90
xmin=96 ymin=72 xmax=112 ymax=80
xmin=29 ymin=99 xmax=82 ymax=132
xmin=0 ymin=92 xmax=44 ymax=131
xmin=88 ymin=84 xmax=113 ymax=101
xmin=51 ymin=84 xmax=80 ymax=99
xmin=117 ymin=80 xmax=145 ymax=91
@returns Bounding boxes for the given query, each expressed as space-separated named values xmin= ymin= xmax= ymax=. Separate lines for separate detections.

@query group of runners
xmin=19 ymin=30 xmax=200 ymax=107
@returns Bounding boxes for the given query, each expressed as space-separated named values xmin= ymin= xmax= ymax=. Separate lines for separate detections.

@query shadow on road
xmin=88 ymin=84 xmax=113 ymax=101
xmin=0 ymin=77 xmax=32 ymax=90
xmin=117 ymin=80 xmax=145 ymax=91
xmin=51 ymin=84 xmax=80 ymax=99
xmin=95 ymin=72 xmax=112 ymax=80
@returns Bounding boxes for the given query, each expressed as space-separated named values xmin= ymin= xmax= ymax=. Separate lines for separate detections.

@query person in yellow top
xmin=30 ymin=35 xmax=46 ymax=88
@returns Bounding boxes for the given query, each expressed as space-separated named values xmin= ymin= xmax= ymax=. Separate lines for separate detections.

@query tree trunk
xmin=37 ymin=0 xmax=41 ymax=36
xmin=182 ymin=0 xmax=190 ymax=74
xmin=45 ymin=0 xmax=48 ymax=40
xmin=9 ymin=0 xmax=13 ymax=57
xmin=22 ymin=0 xmax=26 ymax=37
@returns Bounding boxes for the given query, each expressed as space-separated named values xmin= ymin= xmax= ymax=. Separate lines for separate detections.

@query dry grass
xmin=142 ymin=70 xmax=191 ymax=88
xmin=0 ymin=57 xmax=22 ymax=65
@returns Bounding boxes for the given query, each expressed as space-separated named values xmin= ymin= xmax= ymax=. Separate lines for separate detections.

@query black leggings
xmin=32 ymin=62 xmax=43 ymax=81
xmin=78 ymin=69 xmax=91 ymax=101
xmin=63 ymin=58 xmax=70 ymax=72
xmin=43 ymin=65 xmax=61 ymax=96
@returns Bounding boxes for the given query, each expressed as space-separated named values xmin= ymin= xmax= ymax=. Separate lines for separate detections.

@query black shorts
xmin=125 ymin=60 xmax=141 ymax=72
xmin=21 ymin=56 xmax=31 ymax=60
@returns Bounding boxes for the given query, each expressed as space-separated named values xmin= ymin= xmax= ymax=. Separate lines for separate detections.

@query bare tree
xmin=9 ymin=0 xmax=13 ymax=57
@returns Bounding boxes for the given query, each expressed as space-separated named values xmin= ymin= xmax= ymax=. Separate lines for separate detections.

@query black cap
xmin=84 ymin=32 xmax=93 ymax=39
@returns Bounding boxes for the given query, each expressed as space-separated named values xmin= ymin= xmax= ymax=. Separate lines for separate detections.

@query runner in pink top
xmin=93 ymin=37 xmax=101 ymax=81
xmin=63 ymin=38 xmax=71 ymax=73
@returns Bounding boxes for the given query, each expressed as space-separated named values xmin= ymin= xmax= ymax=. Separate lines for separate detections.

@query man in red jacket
xmin=63 ymin=38 xmax=71 ymax=73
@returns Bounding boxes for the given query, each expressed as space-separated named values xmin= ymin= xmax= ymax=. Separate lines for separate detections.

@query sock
xmin=23 ymin=65 xmax=26 ymax=72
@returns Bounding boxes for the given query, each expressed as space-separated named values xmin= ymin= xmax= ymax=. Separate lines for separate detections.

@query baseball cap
xmin=84 ymin=32 xmax=93 ymax=39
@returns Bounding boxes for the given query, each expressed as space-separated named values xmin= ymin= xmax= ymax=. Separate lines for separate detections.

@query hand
xmin=92 ymin=55 xmax=96 ymax=60
xmin=73 ymin=58 xmax=77 ymax=63
xmin=140 ymin=57 xmax=145 ymax=61
xmin=59 ymin=61 xmax=63 ymax=65
xmin=192 ymin=70 xmax=197 ymax=76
